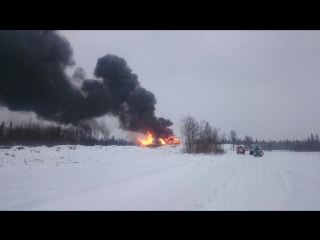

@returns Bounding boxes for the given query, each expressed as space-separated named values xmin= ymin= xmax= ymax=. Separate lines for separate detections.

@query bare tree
xmin=229 ymin=130 xmax=237 ymax=151
xmin=77 ymin=120 xmax=93 ymax=141
xmin=243 ymin=135 xmax=253 ymax=150
xmin=196 ymin=121 xmax=224 ymax=154
xmin=88 ymin=119 xmax=99 ymax=140
xmin=179 ymin=115 xmax=199 ymax=154
xmin=179 ymin=115 xmax=225 ymax=155
xmin=97 ymin=117 xmax=110 ymax=141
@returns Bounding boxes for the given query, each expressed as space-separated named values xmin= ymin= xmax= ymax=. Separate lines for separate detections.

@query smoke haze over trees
xmin=0 ymin=118 xmax=133 ymax=147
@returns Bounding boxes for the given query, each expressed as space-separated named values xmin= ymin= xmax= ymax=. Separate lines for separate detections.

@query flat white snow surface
xmin=1 ymin=144 xmax=320 ymax=211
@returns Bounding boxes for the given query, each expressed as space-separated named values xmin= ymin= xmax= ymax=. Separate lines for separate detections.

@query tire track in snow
xmin=195 ymin=153 xmax=247 ymax=210
xmin=197 ymin=153 xmax=291 ymax=210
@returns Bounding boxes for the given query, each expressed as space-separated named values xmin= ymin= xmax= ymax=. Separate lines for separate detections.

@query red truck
xmin=236 ymin=145 xmax=245 ymax=154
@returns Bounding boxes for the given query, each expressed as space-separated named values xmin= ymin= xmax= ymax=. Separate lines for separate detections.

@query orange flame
xmin=137 ymin=131 xmax=182 ymax=147
xmin=162 ymin=135 xmax=182 ymax=145
xmin=137 ymin=131 xmax=153 ymax=146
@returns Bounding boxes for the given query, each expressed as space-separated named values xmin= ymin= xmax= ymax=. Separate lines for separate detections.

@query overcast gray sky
xmin=1 ymin=30 xmax=319 ymax=141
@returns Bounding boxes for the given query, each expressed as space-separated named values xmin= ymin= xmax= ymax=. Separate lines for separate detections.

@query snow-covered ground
xmin=1 ymin=144 xmax=320 ymax=211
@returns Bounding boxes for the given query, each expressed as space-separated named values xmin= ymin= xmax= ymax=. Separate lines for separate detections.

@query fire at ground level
xmin=137 ymin=131 xmax=181 ymax=147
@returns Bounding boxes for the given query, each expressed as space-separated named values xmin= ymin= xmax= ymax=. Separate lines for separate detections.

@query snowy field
xmin=1 ymin=144 xmax=320 ymax=211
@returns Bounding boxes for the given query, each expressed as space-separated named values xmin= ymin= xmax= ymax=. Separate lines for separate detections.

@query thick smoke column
xmin=0 ymin=30 xmax=173 ymax=138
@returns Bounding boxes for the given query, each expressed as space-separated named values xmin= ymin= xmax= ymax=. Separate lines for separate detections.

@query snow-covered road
xmin=1 ymin=145 xmax=320 ymax=210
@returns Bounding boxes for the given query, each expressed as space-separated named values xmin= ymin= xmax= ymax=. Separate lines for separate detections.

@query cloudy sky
xmin=1 ymin=30 xmax=319 ymax=141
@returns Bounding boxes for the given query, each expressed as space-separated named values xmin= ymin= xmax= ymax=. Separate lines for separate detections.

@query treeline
xmin=225 ymin=131 xmax=320 ymax=152
xmin=256 ymin=136 xmax=320 ymax=152
xmin=0 ymin=119 xmax=134 ymax=147
xmin=2 ymin=117 xmax=319 ymax=152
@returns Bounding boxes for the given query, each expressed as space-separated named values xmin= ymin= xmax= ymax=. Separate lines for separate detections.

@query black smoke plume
xmin=0 ymin=30 xmax=173 ymax=138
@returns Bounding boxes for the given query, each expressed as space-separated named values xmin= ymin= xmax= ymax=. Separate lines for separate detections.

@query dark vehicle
xmin=254 ymin=150 xmax=263 ymax=157
xmin=249 ymin=144 xmax=262 ymax=155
